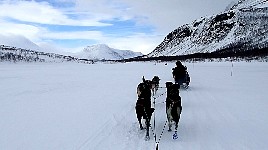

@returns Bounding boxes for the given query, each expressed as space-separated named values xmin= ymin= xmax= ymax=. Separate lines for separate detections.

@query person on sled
xmin=172 ymin=61 xmax=190 ymax=86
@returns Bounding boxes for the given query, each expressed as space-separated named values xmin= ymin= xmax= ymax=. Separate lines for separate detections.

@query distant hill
xmin=0 ymin=45 xmax=93 ymax=63
xmin=76 ymin=44 xmax=143 ymax=61
xmin=0 ymin=34 xmax=143 ymax=62
xmin=0 ymin=34 xmax=41 ymax=51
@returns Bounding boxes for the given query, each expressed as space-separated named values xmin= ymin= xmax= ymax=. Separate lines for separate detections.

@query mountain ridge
xmin=77 ymin=44 xmax=143 ymax=60
xmin=0 ymin=45 xmax=93 ymax=63
xmin=147 ymin=0 xmax=268 ymax=58
xmin=0 ymin=34 xmax=143 ymax=62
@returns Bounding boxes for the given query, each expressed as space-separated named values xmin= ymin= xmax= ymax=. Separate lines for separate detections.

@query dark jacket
xmin=172 ymin=65 xmax=186 ymax=80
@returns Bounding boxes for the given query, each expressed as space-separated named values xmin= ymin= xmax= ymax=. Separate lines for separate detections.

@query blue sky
xmin=0 ymin=0 xmax=237 ymax=54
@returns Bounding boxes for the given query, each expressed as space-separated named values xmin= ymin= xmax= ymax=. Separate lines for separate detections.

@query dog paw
xmin=145 ymin=135 xmax=150 ymax=141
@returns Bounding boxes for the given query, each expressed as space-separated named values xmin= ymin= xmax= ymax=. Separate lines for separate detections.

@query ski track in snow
xmin=0 ymin=61 xmax=268 ymax=150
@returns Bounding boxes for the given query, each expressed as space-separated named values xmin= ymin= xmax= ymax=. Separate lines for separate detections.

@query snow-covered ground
xmin=0 ymin=61 xmax=268 ymax=150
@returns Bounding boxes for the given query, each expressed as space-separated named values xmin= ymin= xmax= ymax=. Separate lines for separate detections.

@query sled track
xmin=76 ymin=103 xmax=139 ymax=150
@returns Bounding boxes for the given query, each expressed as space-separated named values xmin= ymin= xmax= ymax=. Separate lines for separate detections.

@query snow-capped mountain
xmin=148 ymin=0 xmax=268 ymax=57
xmin=0 ymin=34 xmax=68 ymax=54
xmin=0 ymin=34 xmax=142 ymax=62
xmin=77 ymin=44 xmax=143 ymax=60
xmin=0 ymin=34 xmax=41 ymax=51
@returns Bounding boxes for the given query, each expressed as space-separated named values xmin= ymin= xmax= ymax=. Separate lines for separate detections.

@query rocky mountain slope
xmin=147 ymin=0 xmax=268 ymax=57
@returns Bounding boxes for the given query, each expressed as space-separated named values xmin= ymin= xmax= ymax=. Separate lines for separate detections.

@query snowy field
xmin=1 ymin=61 xmax=268 ymax=150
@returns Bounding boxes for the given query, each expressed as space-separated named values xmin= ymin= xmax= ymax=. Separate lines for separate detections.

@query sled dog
xmin=151 ymin=76 xmax=160 ymax=95
xmin=135 ymin=76 xmax=154 ymax=140
xmin=165 ymin=82 xmax=182 ymax=131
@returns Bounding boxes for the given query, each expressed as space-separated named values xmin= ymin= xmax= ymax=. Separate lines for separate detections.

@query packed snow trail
xmin=0 ymin=62 xmax=268 ymax=150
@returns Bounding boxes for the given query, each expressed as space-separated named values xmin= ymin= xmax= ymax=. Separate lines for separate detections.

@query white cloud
xmin=115 ymin=0 xmax=239 ymax=33
xmin=72 ymin=0 xmax=238 ymax=54
xmin=42 ymin=31 xmax=163 ymax=54
xmin=74 ymin=0 xmax=130 ymax=20
xmin=0 ymin=19 xmax=42 ymax=42
xmin=42 ymin=31 xmax=103 ymax=40
xmin=70 ymin=0 xmax=239 ymax=33
xmin=0 ymin=0 xmax=239 ymax=54
xmin=0 ymin=0 xmax=111 ymax=26
xmin=71 ymin=0 xmax=239 ymax=51
xmin=99 ymin=33 xmax=164 ymax=54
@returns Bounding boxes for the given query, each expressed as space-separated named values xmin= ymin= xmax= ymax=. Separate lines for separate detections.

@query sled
xmin=174 ymin=71 xmax=190 ymax=88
